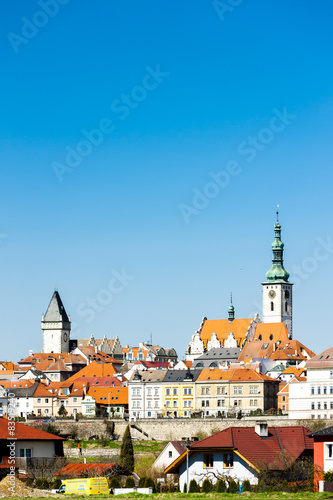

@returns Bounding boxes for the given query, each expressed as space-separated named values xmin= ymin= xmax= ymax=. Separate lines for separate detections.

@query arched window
xmin=285 ymin=301 xmax=288 ymax=312
xmin=285 ymin=290 xmax=289 ymax=299
xmin=271 ymin=302 xmax=274 ymax=311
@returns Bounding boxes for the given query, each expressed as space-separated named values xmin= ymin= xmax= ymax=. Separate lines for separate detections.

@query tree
xmin=201 ymin=478 xmax=213 ymax=492
xmin=125 ymin=476 xmax=135 ymax=487
xmin=118 ymin=424 xmax=134 ymax=472
xmin=58 ymin=404 xmax=67 ymax=417
xmin=189 ymin=479 xmax=199 ymax=493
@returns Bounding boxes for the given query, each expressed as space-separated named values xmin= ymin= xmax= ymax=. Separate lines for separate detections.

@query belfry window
xmin=271 ymin=302 xmax=274 ymax=311
xmin=285 ymin=302 xmax=288 ymax=312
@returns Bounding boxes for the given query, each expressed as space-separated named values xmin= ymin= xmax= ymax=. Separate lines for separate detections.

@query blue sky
xmin=0 ymin=0 xmax=332 ymax=361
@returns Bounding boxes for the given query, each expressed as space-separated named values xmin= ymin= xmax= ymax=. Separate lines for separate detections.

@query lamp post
xmin=185 ymin=440 xmax=191 ymax=493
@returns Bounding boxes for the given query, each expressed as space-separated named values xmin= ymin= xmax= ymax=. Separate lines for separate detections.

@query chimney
xmin=255 ymin=421 xmax=268 ymax=437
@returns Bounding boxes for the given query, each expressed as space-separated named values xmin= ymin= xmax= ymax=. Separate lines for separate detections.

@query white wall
xmin=16 ymin=440 xmax=56 ymax=457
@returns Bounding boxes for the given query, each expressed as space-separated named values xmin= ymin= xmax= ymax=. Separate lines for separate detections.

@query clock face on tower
xmin=268 ymin=290 xmax=276 ymax=299
xmin=64 ymin=333 xmax=68 ymax=342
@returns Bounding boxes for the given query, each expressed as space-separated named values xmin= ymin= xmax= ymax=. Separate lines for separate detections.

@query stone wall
xmin=26 ymin=416 xmax=320 ymax=442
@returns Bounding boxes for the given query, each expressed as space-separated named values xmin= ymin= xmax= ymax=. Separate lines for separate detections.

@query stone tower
xmin=42 ymin=291 xmax=71 ymax=353
xmin=262 ymin=211 xmax=293 ymax=337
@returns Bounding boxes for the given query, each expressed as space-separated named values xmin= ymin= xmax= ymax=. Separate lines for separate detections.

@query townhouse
xmin=162 ymin=369 xmax=202 ymax=417
xmin=196 ymin=368 xmax=280 ymax=416
xmin=129 ymin=369 xmax=167 ymax=419
xmin=87 ymin=386 xmax=128 ymax=417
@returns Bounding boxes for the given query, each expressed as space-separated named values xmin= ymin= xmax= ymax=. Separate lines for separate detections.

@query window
xmin=331 ymin=402 xmax=333 ymax=410
xmin=311 ymin=387 xmax=315 ymax=395
xmin=217 ymin=387 xmax=226 ymax=395
xmin=311 ymin=402 xmax=315 ymax=410
xmin=73 ymin=409 xmax=77 ymax=414
xmin=173 ymin=388 xmax=177 ymax=395
xmin=217 ymin=400 xmax=225 ymax=407
xmin=166 ymin=388 xmax=171 ymax=396
xmin=204 ymin=454 xmax=214 ymax=468
xmin=285 ymin=290 xmax=290 ymax=299
xmin=285 ymin=302 xmax=288 ymax=312
xmin=154 ymin=400 xmax=159 ymax=408
xmin=169 ymin=451 xmax=172 ymax=458
xmin=173 ymin=401 xmax=177 ymax=407
xmin=324 ymin=402 xmax=328 ymax=410
xmin=282 ymin=405 xmax=286 ymax=411
xmin=147 ymin=388 xmax=152 ymax=396
xmin=154 ymin=388 xmax=158 ymax=395
xmin=147 ymin=401 xmax=152 ymax=408
xmin=324 ymin=387 xmax=327 ymax=395
xmin=73 ymin=397 xmax=78 ymax=403
xmin=166 ymin=401 xmax=170 ymax=408
xmin=318 ymin=387 xmax=321 ymax=394
xmin=184 ymin=388 xmax=192 ymax=395
xmin=20 ymin=449 xmax=32 ymax=458
xmin=282 ymin=396 xmax=286 ymax=402
xmin=201 ymin=387 xmax=210 ymax=395
xmin=327 ymin=444 xmax=333 ymax=458
xmin=330 ymin=387 xmax=333 ymax=394
xmin=318 ymin=403 xmax=321 ymax=409
xmin=271 ymin=302 xmax=274 ymax=311
xmin=37 ymin=398 xmax=41 ymax=404
xmin=147 ymin=411 xmax=151 ymax=417
xmin=223 ymin=453 xmax=233 ymax=468
xmin=250 ymin=386 xmax=258 ymax=394
xmin=201 ymin=400 xmax=210 ymax=407
xmin=233 ymin=386 xmax=242 ymax=394
xmin=45 ymin=398 xmax=49 ymax=404
xmin=188 ymin=400 xmax=192 ymax=407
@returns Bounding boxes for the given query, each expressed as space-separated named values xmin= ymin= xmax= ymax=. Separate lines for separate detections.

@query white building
xmin=289 ymin=348 xmax=333 ymax=420
xmin=128 ymin=369 xmax=166 ymax=419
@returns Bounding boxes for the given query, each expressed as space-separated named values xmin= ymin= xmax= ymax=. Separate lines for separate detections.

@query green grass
xmin=8 ymin=493 xmax=333 ymax=500
xmin=65 ymin=439 xmax=168 ymax=453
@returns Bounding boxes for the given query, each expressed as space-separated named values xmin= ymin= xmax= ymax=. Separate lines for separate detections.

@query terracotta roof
xmin=197 ymin=367 xmax=277 ymax=383
xmin=200 ymin=319 xmax=253 ymax=348
xmin=134 ymin=361 xmax=171 ymax=369
xmin=0 ymin=417 xmax=63 ymax=440
xmin=74 ymin=376 xmax=123 ymax=387
xmin=166 ymin=426 xmax=313 ymax=473
xmin=0 ymin=380 xmax=35 ymax=389
xmin=253 ymin=323 xmax=290 ymax=342
xmin=19 ymin=353 xmax=86 ymax=365
xmin=0 ymin=362 xmax=14 ymax=371
xmin=55 ymin=462 xmax=128 ymax=477
xmin=67 ymin=361 xmax=118 ymax=383
xmin=88 ymin=386 xmax=128 ymax=405
xmin=171 ymin=441 xmax=187 ymax=455
xmin=76 ymin=347 xmax=122 ymax=364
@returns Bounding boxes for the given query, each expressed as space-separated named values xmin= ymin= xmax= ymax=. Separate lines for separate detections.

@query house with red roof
xmin=55 ymin=462 xmax=130 ymax=479
xmin=308 ymin=425 xmax=333 ymax=487
xmin=165 ymin=423 xmax=313 ymax=489
xmin=152 ymin=441 xmax=187 ymax=472
xmin=0 ymin=417 xmax=64 ymax=478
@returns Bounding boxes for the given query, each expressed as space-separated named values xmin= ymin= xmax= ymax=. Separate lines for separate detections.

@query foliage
xmin=255 ymin=451 xmax=319 ymax=491
xmin=134 ymin=454 xmax=156 ymax=478
xmin=188 ymin=479 xmax=199 ymax=493
xmin=45 ymin=423 xmax=60 ymax=435
xmin=58 ymin=403 xmax=68 ymax=417
xmin=119 ymin=424 xmax=134 ymax=472
xmin=195 ymin=430 xmax=208 ymax=441
xmin=144 ymin=476 xmax=155 ymax=490
xmin=35 ymin=478 xmax=50 ymax=489
xmin=125 ymin=476 xmax=136 ymax=487
xmin=183 ymin=482 xmax=187 ymax=493
xmin=216 ymin=478 xmax=226 ymax=492
xmin=229 ymin=479 xmax=238 ymax=493
xmin=52 ymin=477 xmax=62 ymax=489
xmin=242 ymin=479 xmax=251 ymax=492
xmin=323 ymin=470 xmax=333 ymax=482
xmin=109 ymin=476 xmax=120 ymax=489
xmin=201 ymin=478 xmax=213 ymax=492
xmin=138 ymin=476 xmax=148 ymax=487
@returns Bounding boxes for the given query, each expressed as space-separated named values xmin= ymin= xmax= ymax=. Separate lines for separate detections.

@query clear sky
xmin=0 ymin=1 xmax=332 ymax=362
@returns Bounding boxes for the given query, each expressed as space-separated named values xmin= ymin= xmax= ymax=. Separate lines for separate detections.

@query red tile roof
xmin=55 ymin=462 xmax=128 ymax=476
xmin=165 ymin=426 xmax=313 ymax=473
xmin=0 ymin=418 xmax=63 ymax=440
xmin=200 ymin=319 xmax=253 ymax=348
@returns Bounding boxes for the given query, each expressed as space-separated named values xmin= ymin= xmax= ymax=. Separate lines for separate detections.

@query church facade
xmin=185 ymin=212 xmax=293 ymax=361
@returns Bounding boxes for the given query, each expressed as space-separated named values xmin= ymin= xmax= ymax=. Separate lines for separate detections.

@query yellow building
xmin=162 ymin=369 xmax=201 ymax=417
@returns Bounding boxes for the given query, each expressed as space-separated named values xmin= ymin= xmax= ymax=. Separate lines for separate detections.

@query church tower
xmin=262 ymin=210 xmax=293 ymax=337
xmin=42 ymin=291 xmax=71 ymax=353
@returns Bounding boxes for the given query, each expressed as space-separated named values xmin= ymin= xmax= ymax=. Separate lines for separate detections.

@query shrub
xmin=144 ymin=476 xmax=155 ymax=490
xmin=183 ymin=482 xmax=187 ymax=493
xmin=242 ymin=479 xmax=251 ymax=492
xmin=281 ymin=479 xmax=289 ymax=491
xmin=52 ymin=477 xmax=62 ymax=489
xmin=35 ymin=478 xmax=43 ymax=489
xmin=138 ymin=476 xmax=147 ymax=487
xmin=201 ymin=478 xmax=213 ymax=493
xmin=216 ymin=478 xmax=226 ymax=492
xmin=109 ymin=477 xmax=120 ymax=489
xmin=324 ymin=470 xmax=333 ymax=482
xmin=125 ymin=476 xmax=135 ymax=488
xmin=229 ymin=479 xmax=238 ymax=493
xmin=189 ymin=479 xmax=199 ymax=493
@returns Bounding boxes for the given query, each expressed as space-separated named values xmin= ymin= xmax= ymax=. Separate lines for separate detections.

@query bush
xmin=201 ymin=478 xmax=213 ymax=493
xmin=125 ymin=476 xmax=135 ymax=488
xmin=138 ymin=476 xmax=147 ymax=487
xmin=189 ymin=479 xmax=199 ymax=493
xmin=109 ymin=477 xmax=120 ymax=489
xmin=324 ymin=470 xmax=333 ymax=482
xmin=183 ymin=482 xmax=187 ymax=493
xmin=229 ymin=479 xmax=238 ymax=493
xmin=144 ymin=477 xmax=155 ymax=490
xmin=35 ymin=478 xmax=43 ymax=489
xmin=52 ymin=477 xmax=62 ymax=489
xmin=242 ymin=479 xmax=251 ymax=492
xmin=216 ymin=478 xmax=226 ymax=492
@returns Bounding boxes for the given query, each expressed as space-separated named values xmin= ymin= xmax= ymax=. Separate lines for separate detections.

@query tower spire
xmin=228 ymin=293 xmax=235 ymax=322
xmin=264 ymin=208 xmax=289 ymax=283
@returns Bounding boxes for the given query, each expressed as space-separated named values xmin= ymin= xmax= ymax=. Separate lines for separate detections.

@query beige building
xmin=196 ymin=368 xmax=279 ymax=416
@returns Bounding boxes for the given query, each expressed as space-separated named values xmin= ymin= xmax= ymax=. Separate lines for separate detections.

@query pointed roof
xmin=44 ymin=291 xmax=70 ymax=323
xmin=263 ymin=210 xmax=290 ymax=284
